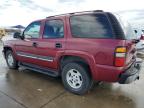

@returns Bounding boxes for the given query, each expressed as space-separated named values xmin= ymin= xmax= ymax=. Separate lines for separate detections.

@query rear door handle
xmin=55 ymin=43 xmax=62 ymax=48
xmin=33 ymin=42 xmax=38 ymax=47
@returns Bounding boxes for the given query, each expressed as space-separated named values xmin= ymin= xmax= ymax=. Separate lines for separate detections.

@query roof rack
xmin=93 ymin=10 xmax=103 ymax=12
xmin=46 ymin=13 xmax=68 ymax=18
xmin=69 ymin=10 xmax=103 ymax=15
xmin=46 ymin=10 xmax=104 ymax=18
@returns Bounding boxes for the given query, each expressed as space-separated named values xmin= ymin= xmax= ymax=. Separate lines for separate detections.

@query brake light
xmin=114 ymin=47 xmax=126 ymax=67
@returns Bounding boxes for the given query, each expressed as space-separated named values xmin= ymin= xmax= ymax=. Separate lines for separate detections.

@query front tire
xmin=62 ymin=62 xmax=93 ymax=95
xmin=5 ymin=50 xmax=18 ymax=69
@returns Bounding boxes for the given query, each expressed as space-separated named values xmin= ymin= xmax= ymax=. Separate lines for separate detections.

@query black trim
xmin=119 ymin=60 xmax=141 ymax=84
xmin=19 ymin=62 xmax=59 ymax=77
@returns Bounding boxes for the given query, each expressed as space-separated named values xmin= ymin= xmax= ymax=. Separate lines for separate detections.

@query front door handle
xmin=33 ymin=42 xmax=38 ymax=47
xmin=55 ymin=43 xmax=62 ymax=48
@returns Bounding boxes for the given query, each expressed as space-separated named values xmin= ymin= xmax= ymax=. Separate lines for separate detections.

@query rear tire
xmin=5 ymin=50 xmax=18 ymax=69
xmin=62 ymin=62 xmax=93 ymax=95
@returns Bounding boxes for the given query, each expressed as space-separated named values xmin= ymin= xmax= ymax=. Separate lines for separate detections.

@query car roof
xmin=33 ymin=10 xmax=108 ymax=23
xmin=46 ymin=10 xmax=105 ymax=18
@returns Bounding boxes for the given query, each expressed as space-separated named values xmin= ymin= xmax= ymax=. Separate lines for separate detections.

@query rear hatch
xmin=108 ymin=13 xmax=137 ymax=67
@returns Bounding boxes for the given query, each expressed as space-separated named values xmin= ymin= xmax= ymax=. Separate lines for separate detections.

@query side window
xmin=43 ymin=20 xmax=64 ymax=38
xmin=24 ymin=21 xmax=41 ymax=39
xmin=70 ymin=14 xmax=113 ymax=38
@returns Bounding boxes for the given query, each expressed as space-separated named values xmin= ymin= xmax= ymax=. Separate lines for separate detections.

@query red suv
xmin=2 ymin=10 xmax=142 ymax=95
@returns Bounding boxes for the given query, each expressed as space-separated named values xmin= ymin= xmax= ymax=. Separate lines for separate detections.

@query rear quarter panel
xmin=66 ymin=38 xmax=126 ymax=66
xmin=65 ymin=38 xmax=126 ymax=81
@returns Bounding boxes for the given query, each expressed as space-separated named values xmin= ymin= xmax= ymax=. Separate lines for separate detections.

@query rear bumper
xmin=119 ymin=58 xmax=142 ymax=84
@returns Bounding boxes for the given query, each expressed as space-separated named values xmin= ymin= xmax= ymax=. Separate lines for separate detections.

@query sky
xmin=0 ymin=0 xmax=144 ymax=29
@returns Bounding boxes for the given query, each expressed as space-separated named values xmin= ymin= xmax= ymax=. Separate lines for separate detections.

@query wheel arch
xmin=59 ymin=55 xmax=94 ymax=78
xmin=3 ymin=46 xmax=17 ymax=59
xmin=3 ymin=46 xmax=13 ymax=57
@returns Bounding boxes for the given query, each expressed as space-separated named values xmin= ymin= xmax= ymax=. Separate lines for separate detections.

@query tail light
xmin=114 ymin=47 xmax=126 ymax=67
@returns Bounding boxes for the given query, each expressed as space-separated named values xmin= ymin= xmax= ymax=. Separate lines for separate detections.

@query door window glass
xmin=24 ymin=21 xmax=41 ymax=39
xmin=43 ymin=20 xmax=64 ymax=38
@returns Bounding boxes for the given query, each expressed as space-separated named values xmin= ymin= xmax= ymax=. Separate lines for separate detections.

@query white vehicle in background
xmin=134 ymin=29 xmax=144 ymax=55
xmin=1 ymin=32 xmax=14 ymax=42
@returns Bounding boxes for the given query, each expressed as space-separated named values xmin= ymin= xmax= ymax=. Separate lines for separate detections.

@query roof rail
xmin=69 ymin=10 xmax=104 ymax=15
xmin=46 ymin=10 xmax=104 ymax=18
xmin=93 ymin=10 xmax=103 ymax=12
xmin=46 ymin=13 xmax=67 ymax=18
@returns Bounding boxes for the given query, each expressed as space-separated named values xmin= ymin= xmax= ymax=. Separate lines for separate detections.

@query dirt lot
xmin=0 ymin=40 xmax=144 ymax=108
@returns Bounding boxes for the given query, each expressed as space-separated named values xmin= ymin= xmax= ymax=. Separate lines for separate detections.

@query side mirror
xmin=13 ymin=32 xmax=24 ymax=39
xmin=140 ymin=34 xmax=144 ymax=40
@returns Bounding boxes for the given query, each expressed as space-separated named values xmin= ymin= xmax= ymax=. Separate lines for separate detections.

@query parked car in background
xmin=2 ymin=10 xmax=142 ymax=95
xmin=134 ymin=29 xmax=144 ymax=55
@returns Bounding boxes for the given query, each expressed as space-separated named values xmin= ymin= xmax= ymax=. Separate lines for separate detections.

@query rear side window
xmin=70 ymin=14 xmax=113 ymax=38
xmin=107 ymin=13 xmax=125 ymax=39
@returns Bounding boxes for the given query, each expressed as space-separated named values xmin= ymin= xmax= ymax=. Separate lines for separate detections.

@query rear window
xmin=70 ymin=14 xmax=113 ymax=38
xmin=114 ymin=14 xmax=136 ymax=40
